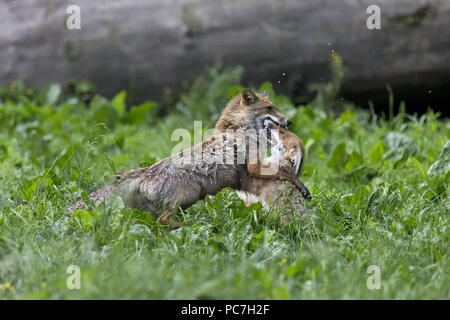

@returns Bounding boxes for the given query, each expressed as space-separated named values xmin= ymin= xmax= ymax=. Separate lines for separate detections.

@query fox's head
xmin=215 ymin=89 xmax=290 ymax=132
xmin=263 ymin=119 xmax=305 ymax=176
xmin=281 ymin=129 xmax=305 ymax=176
xmin=263 ymin=120 xmax=311 ymax=200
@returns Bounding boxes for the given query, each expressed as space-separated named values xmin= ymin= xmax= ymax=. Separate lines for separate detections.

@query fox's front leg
xmin=277 ymin=168 xmax=311 ymax=201
xmin=157 ymin=208 xmax=182 ymax=229
xmin=247 ymin=161 xmax=283 ymax=179
xmin=247 ymin=162 xmax=311 ymax=201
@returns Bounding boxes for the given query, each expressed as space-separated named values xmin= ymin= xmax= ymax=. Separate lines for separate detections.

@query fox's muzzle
xmin=278 ymin=118 xmax=291 ymax=128
xmin=261 ymin=115 xmax=290 ymax=129
xmin=271 ymin=112 xmax=291 ymax=128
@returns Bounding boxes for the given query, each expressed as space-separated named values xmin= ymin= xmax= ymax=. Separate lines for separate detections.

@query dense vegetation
xmin=0 ymin=61 xmax=448 ymax=299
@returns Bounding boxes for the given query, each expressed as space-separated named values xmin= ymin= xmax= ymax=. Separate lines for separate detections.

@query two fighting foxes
xmin=67 ymin=89 xmax=310 ymax=227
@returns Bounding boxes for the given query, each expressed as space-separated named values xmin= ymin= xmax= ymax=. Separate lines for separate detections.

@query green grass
xmin=0 ymin=65 xmax=448 ymax=299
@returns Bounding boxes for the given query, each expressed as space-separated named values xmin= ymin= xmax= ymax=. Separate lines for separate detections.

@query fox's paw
xmin=157 ymin=215 xmax=182 ymax=229
xmin=169 ymin=219 xmax=182 ymax=229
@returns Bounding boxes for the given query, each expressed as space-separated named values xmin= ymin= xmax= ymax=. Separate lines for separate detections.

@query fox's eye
xmin=266 ymin=106 xmax=274 ymax=112
xmin=280 ymin=130 xmax=285 ymax=136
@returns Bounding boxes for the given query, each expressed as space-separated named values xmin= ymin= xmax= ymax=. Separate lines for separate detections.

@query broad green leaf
xmin=428 ymin=141 xmax=450 ymax=178
xmin=72 ymin=210 xmax=94 ymax=232
xmin=0 ymin=144 xmax=8 ymax=161
xmin=345 ymin=151 xmax=364 ymax=171
xmin=128 ymin=224 xmax=150 ymax=237
xmin=339 ymin=110 xmax=356 ymax=124
xmin=383 ymin=132 xmax=417 ymax=162
xmin=45 ymin=84 xmax=61 ymax=105
xmin=125 ymin=101 xmax=156 ymax=124
xmin=111 ymin=90 xmax=127 ymax=117
xmin=227 ymin=85 xmax=245 ymax=100
xmin=90 ymin=95 xmax=119 ymax=127
xmin=327 ymin=142 xmax=348 ymax=173
xmin=368 ymin=141 xmax=386 ymax=165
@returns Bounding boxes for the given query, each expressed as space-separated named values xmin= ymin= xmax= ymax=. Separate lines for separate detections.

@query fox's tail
xmin=65 ymin=184 xmax=115 ymax=216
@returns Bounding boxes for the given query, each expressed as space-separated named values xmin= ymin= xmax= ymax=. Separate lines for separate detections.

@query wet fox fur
xmin=66 ymin=89 xmax=308 ymax=228
xmin=237 ymin=121 xmax=309 ymax=225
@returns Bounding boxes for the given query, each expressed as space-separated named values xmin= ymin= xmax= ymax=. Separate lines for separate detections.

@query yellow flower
xmin=5 ymin=282 xmax=11 ymax=289
xmin=41 ymin=282 xmax=47 ymax=289
xmin=331 ymin=52 xmax=340 ymax=62
xmin=281 ymin=258 xmax=287 ymax=264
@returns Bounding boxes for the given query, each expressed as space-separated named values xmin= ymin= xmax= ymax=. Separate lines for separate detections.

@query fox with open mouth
xmin=67 ymin=89 xmax=308 ymax=228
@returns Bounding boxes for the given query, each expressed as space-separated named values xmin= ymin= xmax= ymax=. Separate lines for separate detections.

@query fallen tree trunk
xmin=0 ymin=0 xmax=449 ymax=112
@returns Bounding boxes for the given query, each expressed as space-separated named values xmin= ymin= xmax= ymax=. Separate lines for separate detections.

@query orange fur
xmin=215 ymin=89 xmax=290 ymax=132
xmin=237 ymin=126 xmax=309 ymax=225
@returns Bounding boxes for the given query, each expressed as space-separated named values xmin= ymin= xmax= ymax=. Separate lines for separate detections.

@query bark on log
xmin=0 ymin=0 xmax=449 ymax=111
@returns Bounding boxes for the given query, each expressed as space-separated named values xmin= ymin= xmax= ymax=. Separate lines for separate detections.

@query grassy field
xmin=0 ymin=64 xmax=448 ymax=299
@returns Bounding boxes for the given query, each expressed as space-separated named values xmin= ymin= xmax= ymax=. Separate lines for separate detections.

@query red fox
xmin=66 ymin=89 xmax=305 ymax=228
xmin=215 ymin=88 xmax=291 ymax=132
xmin=237 ymin=120 xmax=309 ymax=225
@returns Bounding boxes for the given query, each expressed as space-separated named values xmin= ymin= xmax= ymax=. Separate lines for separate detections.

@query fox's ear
xmin=240 ymin=89 xmax=257 ymax=106
xmin=260 ymin=89 xmax=269 ymax=98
